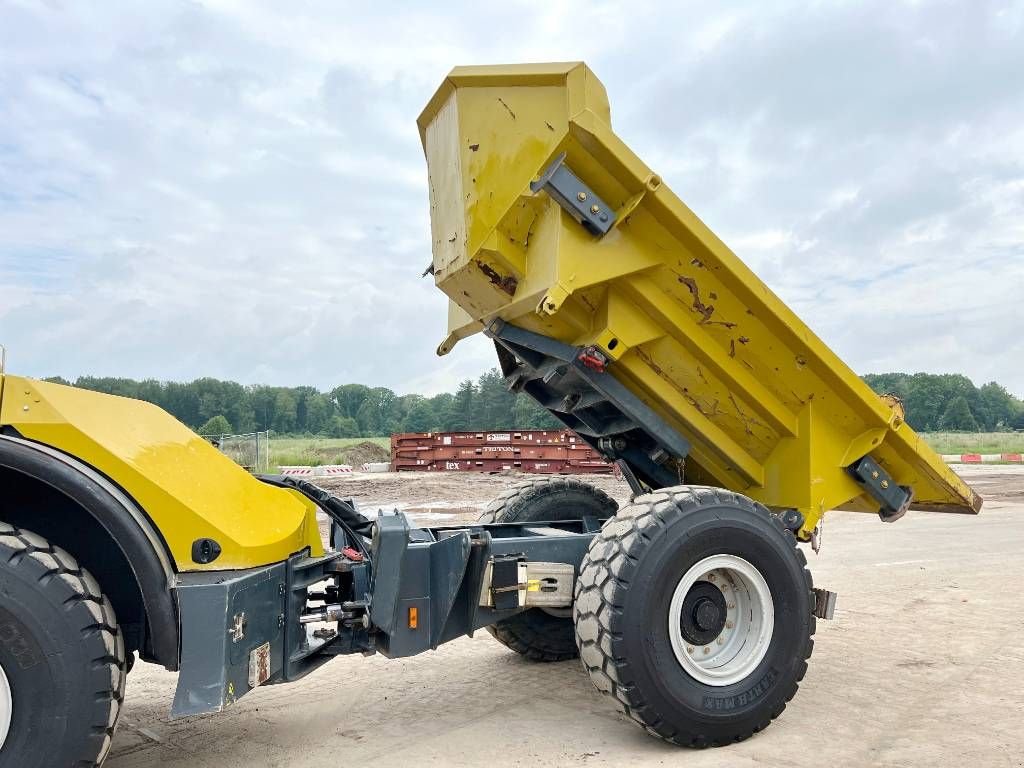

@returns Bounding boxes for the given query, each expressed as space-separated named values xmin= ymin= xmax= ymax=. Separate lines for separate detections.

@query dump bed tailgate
xmin=418 ymin=62 xmax=980 ymax=535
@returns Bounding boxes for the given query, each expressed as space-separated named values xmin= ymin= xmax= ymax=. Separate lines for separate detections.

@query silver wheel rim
xmin=0 ymin=660 xmax=11 ymax=748
xmin=668 ymin=554 xmax=774 ymax=687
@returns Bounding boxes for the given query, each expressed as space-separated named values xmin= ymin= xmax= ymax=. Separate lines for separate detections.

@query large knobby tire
xmin=574 ymin=486 xmax=814 ymax=747
xmin=0 ymin=522 xmax=127 ymax=767
xmin=479 ymin=477 xmax=617 ymax=662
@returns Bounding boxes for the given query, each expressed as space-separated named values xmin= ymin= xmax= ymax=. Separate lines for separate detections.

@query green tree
xmin=198 ymin=414 xmax=233 ymax=436
xmin=303 ymin=394 xmax=335 ymax=435
xmin=355 ymin=387 xmax=399 ymax=435
xmin=978 ymin=382 xmax=1016 ymax=430
xmin=329 ymin=415 xmax=360 ymax=438
xmin=938 ymin=395 xmax=979 ymax=431
xmin=447 ymin=380 xmax=476 ymax=431
xmin=473 ymin=369 xmax=515 ymax=427
xmin=272 ymin=390 xmax=298 ymax=433
xmin=404 ymin=398 xmax=436 ymax=432
xmin=331 ymin=383 xmax=371 ymax=420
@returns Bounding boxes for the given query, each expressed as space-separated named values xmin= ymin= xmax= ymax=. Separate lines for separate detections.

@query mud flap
xmin=171 ymin=563 xmax=286 ymax=718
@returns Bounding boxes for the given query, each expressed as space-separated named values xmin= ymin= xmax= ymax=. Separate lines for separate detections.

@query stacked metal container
xmin=391 ymin=430 xmax=612 ymax=474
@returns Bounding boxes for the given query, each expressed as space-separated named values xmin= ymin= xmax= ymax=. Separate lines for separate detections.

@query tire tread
xmin=573 ymin=485 xmax=815 ymax=747
xmin=0 ymin=522 xmax=126 ymax=766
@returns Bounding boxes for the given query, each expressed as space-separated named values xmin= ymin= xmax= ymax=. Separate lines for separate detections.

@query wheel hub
xmin=679 ymin=581 xmax=727 ymax=645
xmin=667 ymin=554 xmax=775 ymax=687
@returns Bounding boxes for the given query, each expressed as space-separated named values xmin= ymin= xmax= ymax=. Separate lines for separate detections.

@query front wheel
xmin=0 ymin=522 xmax=126 ymax=767
xmin=574 ymin=486 xmax=814 ymax=747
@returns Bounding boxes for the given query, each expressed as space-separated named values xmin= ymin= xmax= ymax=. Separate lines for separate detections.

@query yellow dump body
xmin=418 ymin=62 xmax=980 ymax=535
xmin=0 ymin=374 xmax=323 ymax=570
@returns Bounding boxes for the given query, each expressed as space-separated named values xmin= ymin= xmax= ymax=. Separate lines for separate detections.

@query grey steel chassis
xmin=171 ymin=509 xmax=606 ymax=717
xmin=172 ymin=321 xmax=700 ymax=717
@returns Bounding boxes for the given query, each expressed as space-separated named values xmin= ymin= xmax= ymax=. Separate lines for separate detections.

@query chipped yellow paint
xmin=0 ymin=374 xmax=324 ymax=570
xmin=419 ymin=62 xmax=981 ymax=535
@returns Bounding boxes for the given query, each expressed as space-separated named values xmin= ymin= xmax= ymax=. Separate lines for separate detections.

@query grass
xmin=270 ymin=436 xmax=391 ymax=468
xmin=920 ymin=432 xmax=1024 ymax=455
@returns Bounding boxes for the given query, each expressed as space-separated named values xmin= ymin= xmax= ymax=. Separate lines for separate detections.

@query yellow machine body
xmin=0 ymin=374 xmax=323 ymax=571
xmin=418 ymin=62 xmax=981 ymax=535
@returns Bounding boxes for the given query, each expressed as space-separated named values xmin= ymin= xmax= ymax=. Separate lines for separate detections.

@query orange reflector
xmin=408 ymin=606 xmax=418 ymax=629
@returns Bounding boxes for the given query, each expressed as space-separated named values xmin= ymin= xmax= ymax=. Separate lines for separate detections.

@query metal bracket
xmin=847 ymin=455 xmax=913 ymax=523
xmin=530 ymin=152 xmax=616 ymax=236
xmin=228 ymin=612 xmax=246 ymax=643
xmin=813 ymin=588 xmax=838 ymax=620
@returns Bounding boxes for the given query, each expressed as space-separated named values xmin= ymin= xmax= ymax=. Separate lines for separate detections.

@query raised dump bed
xmin=418 ymin=62 xmax=980 ymax=537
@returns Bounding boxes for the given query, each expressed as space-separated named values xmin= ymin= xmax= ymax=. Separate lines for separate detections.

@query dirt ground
xmin=107 ymin=466 xmax=1024 ymax=768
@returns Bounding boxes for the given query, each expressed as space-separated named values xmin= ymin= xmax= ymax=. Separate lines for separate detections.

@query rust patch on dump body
xmin=677 ymin=276 xmax=737 ymax=329
xmin=728 ymin=392 xmax=766 ymax=437
xmin=636 ymin=348 xmax=721 ymax=419
xmin=477 ymin=262 xmax=518 ymax=296
xmin=497 ymin=97 xmax=516 ymax=120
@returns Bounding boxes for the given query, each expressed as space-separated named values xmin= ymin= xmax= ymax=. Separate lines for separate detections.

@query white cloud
xmin=0 ymin=0 xmax=1022 ymax=397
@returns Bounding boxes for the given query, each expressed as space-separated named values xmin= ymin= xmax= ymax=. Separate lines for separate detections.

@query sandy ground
xmin=107 ymin=466 xmax=1024 ymax=768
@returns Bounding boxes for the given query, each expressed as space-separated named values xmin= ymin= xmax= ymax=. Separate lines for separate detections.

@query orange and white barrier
xmin=941 ymin=453 xmax=1023 ymax=464
xmin=279 ymin=465 xmax=353 ymax=477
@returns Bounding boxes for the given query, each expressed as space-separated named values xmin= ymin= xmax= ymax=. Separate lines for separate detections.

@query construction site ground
xmin=107 ymin=464 xmax=1024 ymax=768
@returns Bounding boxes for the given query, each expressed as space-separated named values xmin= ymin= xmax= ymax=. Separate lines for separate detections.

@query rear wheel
xmin=0 ymin=522 xmax=126 ymax=767
xmin=479 ymin=477 xmax=617 ymax=661
xmin=574 ymin=486 xmax=814 ymax=746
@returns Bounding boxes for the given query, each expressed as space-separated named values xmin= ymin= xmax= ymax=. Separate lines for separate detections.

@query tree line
xmin=43 ymin=370 xmax=1022 ymax=437
xmin=43 ymin=369 xmax=562 ymax=437
xmin=861 ymin=373 xmax=1022 ymax=432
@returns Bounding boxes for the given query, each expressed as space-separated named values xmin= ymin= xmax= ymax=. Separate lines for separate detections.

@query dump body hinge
xmin=530 ymin=152 xmax=616 ymax=236
xmin=847 ymin=455 xmax=913 ymax=523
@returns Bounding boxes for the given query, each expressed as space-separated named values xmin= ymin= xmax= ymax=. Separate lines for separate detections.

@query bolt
xmin=872 ymin=470 xmax=879 ymax=479
xmin=577 ymin=191 xmax=588 ymax=202
xmin=590 ymin=204 xmax=600 ymax=214
xmin=881 ymin=479 xmax=889 ymax=489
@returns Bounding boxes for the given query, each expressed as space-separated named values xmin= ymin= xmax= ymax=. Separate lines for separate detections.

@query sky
xmin=1 ymin=0 xmax=1022 ymax=396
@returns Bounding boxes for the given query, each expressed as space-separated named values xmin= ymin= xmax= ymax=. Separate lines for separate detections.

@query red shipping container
xmin=391 ymin=430 xmax=612 ymax=474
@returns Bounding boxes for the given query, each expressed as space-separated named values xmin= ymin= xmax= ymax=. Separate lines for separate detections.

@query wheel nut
xmin=703 ymin=646 xmax=710 ymax=654
xmin=717 ymin=637 xmax=725 ymax=645
xmin=686 ymin=645 xmax=694 ymax=654
xmin=726 ymin=620 xmax=734 ymax=629
xmin=728 ymin=603 xmax=735 ymax=610
xmin=708 ymin=574 xmax=716 ymax=581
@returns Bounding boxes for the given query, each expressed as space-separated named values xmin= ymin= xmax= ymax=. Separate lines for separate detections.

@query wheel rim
xmin=668 ymin=554 xmax=774 ymax=687
xmin=0 ymin=659 xmax=11 ymax=748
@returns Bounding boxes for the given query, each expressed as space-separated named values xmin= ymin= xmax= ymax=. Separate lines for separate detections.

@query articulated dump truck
xmin=0 ymin=63 xmax=980 ymax=766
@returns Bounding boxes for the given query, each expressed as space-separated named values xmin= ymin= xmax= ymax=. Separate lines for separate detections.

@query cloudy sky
xmin=1 ymin=0 xmax=1022 ymax=396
